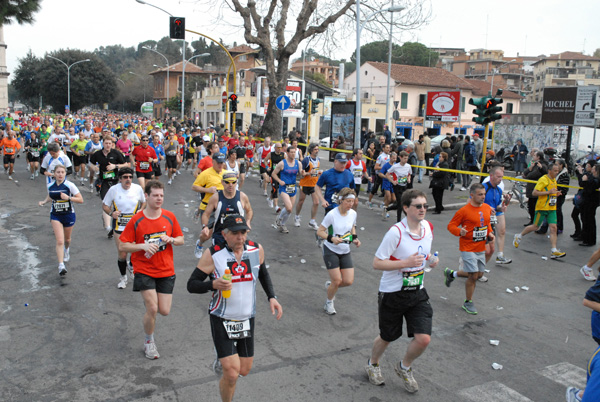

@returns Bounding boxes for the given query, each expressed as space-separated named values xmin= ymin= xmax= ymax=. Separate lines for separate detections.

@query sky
xmin=3 ymin=0 xmax=600 ymax=80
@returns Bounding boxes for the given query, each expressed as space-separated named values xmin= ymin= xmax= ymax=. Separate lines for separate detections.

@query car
xmin=430 ymin=134 xmax=445 ymax=151
xmin=319 ymin=137 xmax=330 ymax=148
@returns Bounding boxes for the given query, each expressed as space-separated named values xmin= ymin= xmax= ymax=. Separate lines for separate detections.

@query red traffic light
xmin=174 ymin=19 xmax=183 ymax=26
xmin=229 ymin=94 xmax=238 ymax=101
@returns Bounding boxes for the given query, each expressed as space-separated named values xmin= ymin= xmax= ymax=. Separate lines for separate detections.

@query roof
xmin=533 ymin=51 xmax=600 ymax=65
xmin=228 ymin=44 xmax=259 ymax=54
xmin=149 ymin=61 xmax=227 ymax=75
xmin=464 ymin=79 xmax=523 ymax=99
xmin=368 ymin=62 xmax=474 ymax=90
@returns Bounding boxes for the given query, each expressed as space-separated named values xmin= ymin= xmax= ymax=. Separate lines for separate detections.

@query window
xmin=506 ymin=103 xmax=513 ymax=114
xmin=461 ymin=97 xmax=465 ymax=113
xmin=400 ymin=92 xmax=408 ymax=109
xmin=418 ymin=94 xmax=426 ymax=117
xmin=239 ymin=55 xmax=247 ymax=62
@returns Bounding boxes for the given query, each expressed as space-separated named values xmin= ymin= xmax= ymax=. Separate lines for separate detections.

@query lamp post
xmin=355 ymin=3 xmax=404 ymax=148
xmin=46 ymin=56 xmax=90 ymax=112
xmin=182 ymin=52 xmax=210 ymax=121
xmin=490 ymin=59 xmax=516 ymax=95
xmin=128 ymin=71 xmax=147 ymax=102
xmin=384 ymin=1 xmax=403 ymax=130
xmin=142 ymin=46 xmax=170 ymax=106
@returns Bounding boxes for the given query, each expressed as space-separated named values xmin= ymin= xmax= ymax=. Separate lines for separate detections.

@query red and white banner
xmin=425 ymin=90 xmax=461 ymax=122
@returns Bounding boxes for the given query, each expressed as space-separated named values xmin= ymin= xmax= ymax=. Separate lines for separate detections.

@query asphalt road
xmin=0 ymin=154 xmax=596 ymax=402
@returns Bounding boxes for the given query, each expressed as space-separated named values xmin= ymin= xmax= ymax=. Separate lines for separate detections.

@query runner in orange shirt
xmin=444 ymin=183 xmax=494 ymax=315
xmin=1 ymin=130 xmax=22 ymax=180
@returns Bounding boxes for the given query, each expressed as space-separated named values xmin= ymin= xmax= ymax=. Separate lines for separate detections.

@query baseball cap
xmin=334 ymin=153 xmax=348 ymax=162
xmin=212 ymin=152 xmax=226 ymax=163
xmin=202 ymin=135 xmax=210 ymax=141
xmin=473 ymin=133 xmax=479 ymax=138
xmin=218 ymin=136 xmax=226 ymax=142
xmin=222 ymin=170 xmax=238 ymax=182
xmin=222 ymin=214 xmax=249 ymax=231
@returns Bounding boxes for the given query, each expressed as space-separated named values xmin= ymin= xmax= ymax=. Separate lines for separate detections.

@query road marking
xmin=0 ymin=325 xmax=10 ymax=341
xmin=538 ymin=362 xmax=587 ymax=390
xmin=458 ymin=381 xmax=533 ymax=402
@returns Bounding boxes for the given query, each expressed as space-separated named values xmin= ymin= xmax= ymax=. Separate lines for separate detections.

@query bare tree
xmin=195 ymin=0 xmax=430 ymax=138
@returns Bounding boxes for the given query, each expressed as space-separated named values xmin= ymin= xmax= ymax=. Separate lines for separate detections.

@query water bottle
xmin=427 ymin=251 xmax=439 ymax=271
xmin=221 ymin=269 xmax=232 ymax=299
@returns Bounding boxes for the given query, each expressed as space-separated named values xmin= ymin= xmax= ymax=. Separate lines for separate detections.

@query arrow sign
xmin=276 ymin=95 xmax=291 ymax=111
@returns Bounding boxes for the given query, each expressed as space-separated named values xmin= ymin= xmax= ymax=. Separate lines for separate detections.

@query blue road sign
xmin=276 ymin=95 xmax=291 ymax=111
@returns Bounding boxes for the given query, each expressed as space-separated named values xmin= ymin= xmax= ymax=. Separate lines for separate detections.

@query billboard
xmin=425 ymin=90 xmax=461 ymax=122
xmin=329 ymin=101 xmax=356 ymax=161
xmin=323 ymin=96 xmax=346 ymax=121
xmin=256 ymin=77 xmax=305 ymax=118
xmin=141 ymin=102 xmax=153 ymax=118
xmin=541 ymin=86 xmax=597 ymax=127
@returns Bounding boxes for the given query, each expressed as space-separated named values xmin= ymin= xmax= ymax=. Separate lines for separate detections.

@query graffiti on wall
xmin=493 ymin=124 xmax=580 ymax=152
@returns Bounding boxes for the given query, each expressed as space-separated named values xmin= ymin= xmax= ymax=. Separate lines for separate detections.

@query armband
xmin=352 ymin=233 xmax=357 ymax=239
xmin=327 ymin=234 xmax=333 ymax=243
xmin=258 ymin=262 xmax=276 ymax=300
xmin=186 ymin=268 xmax=215 ymax=294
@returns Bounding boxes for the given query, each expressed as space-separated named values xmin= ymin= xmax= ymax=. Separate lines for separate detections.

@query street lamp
xmin=142 ymin=46 xmax=170 ymax=106
xmin=355 ymin=3 xmax=405 ymax=148
xmin=490 ymin=59 xmax=516 ymax=95
xmin=46 ymin=56 xmax=90 ymax=113
xmin=182 ymin=52 xmax=210 ymax=121
xmin=129 ymin=71 xmax=147 ymax=102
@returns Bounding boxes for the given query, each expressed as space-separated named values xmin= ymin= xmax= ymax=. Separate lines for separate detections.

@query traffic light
xmin=222 ymin=100 xmax=227 ymax=113
xmin=469 ymin=97 xmax=491 ymax=125
xmin=170 ymin=17 xmax=185 ymax=40
xmin=229 ymin=94 xmax=238 ymax=112
xmin=311 ymin=98 xmax=322 ymax=114
xmin=485 ymin=97 xmax=503 ymax=123
xmin=301 ymin=96 xmax=310 ymax=115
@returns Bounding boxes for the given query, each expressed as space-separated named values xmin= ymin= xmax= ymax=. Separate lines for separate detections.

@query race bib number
xmin=490 ymin=214 xmax=498 ymax=225
xmin=167 ymin=150 xmax=177 ymax=156
xmin=549 ymin=195 xmax=557 ymax=206
xmin=285 ymin=184 xmax=296 ymax=194
xmin=473 ymin=226 xmax=488 ymax=242
xmin=31 ymin=150 xmax=40 ymax=157
xmin=144 ymin=231 xmax=167 ymax=252
xmin=402 ymin=270 xmax=424 ymax=291
xmin=222 ymin=319 xmax=251 ymax=339
xmin=116 ymin=213 xmax=133 ymax=231
xmin=5 ymin=147 xmax=13 ymax=153
xmin=103 ymin=170 xmax=116 ymax=180
xmin=139 ymin=162 xmax=150 ymax=170
xmin=310 ymin=169 xmax=322 ymax=178
xmin=398 ymin=176 xmax=408 ymax=186
xmin=353 ymin=169 xmax=363 ymax=178
xmin=52 ymin=199 xmax=71 ymax=213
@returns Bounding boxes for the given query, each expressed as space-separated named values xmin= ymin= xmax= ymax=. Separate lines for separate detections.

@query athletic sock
xmin=145 ymin=334 xmax=154 ymax=343
xmin=400 ymin=360 xmax=410 ymax=370
xmin=583 ymin=265 xmax=592 ymax=271
xmin=497 ymin=252 xmax=504 ymax=258
xmin=551 ymin=248 xmax=558 ymax=253
xmin=452 ymin=271 xmax=458 ymax=278
xmin=118 ymin=259 xmax=127 ymax=276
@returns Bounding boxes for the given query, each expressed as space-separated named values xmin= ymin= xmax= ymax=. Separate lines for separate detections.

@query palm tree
xmin=0 ymin=0 xmax=42 ymax=25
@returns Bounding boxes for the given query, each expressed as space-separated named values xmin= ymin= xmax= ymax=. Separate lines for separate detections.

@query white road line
xmin=459 ymin=381 xmax=533 ymax=402
xmin=538 ymin=362 xmax=587 ymax=390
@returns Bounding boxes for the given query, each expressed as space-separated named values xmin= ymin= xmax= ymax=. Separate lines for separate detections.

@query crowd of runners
xmin=1 ymin=111 xmax=599 ymax=401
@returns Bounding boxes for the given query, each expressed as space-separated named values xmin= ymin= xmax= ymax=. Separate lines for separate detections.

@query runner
xmin=70 ymin=131 xmax=89 ymax=184
xmin=385 ymin=151 xmax=412 ymax=222
xmin=513 ymin=163 xmax=566 ymax=259
xmin=367 ymin=140 xmax=390 ymax=208
xmin=266 ymin=142 xmax=285 ymax=213
xmin=40 ymin=143 xmax=73 ymax=184
xmin=316 ymin=188 xmax=360 ymax=314
xmin=365 ymin=189 xmax=437 ymax=392
xmin=84 ymin=133 xmax=103 ymax=192
xmin=346 ymin=148 xmax=370 ymax=211
xmin=379 ymin=151 xmax=398 ymax=221
xmin=163 ymin=131 xmax=180 ymax=185
xmin=37 ymin=165 xmax=84 ymax=276
xmin=119 ymin=180 xmax=184 ymax=360
xmin=102 ymin=167 xmax=146 ymax=289
xmin=130 ymin=135 xmax=158 ymax=190
xmin=194 ymin=141 xmax=219 ymax=177
xmin=295 ymin=143 xmax=321 ymax=229
xmin=234 ymin=140 xmax=248 ymax=189
xmin=187 ymin=214 xmax=283 ymax=401
xmin=115 ymin=130 xmax=133 ymax=164
xmin=0 ymin=130 xmax=21 ymax=180
xmin=445 ymin=183 xmax=495 ymax=314
xmin=225 ymin=149 xmax=240 ymax=190
xmin=315 ymin=152 xmax=355 ymax=213
xmin=482 ymin=166 xmax=513 ymax=266
xmin=271 ymin=146 xmax=305 ymax=233
xmin=257 ymin=136 xmax=274 ymax=196
xmin=24 ymin=131 xmax=42 ymax=180
xmin=149 ymin=133 xmax=165 ymax=180
xmin=200 ymin=170 xmax=253 ymax=248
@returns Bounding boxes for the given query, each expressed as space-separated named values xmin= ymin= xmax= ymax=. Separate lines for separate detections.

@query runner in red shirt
xmin=130 ymin=134 xmax=157 ymax=190
xmin=119 ymin=180 xmax=184 ymax=360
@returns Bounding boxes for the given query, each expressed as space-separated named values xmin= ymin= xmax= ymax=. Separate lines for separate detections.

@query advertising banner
xmin=425 ymin=90 xmax=461 ymax=122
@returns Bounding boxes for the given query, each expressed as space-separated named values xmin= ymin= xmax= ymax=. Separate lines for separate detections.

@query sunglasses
xmin=141 ymin=139 xmax=149 ymax=142
xmin=410 ymin=204 xmax=429 ymax=210
xmin=121 ymin=175 xmax=133 ymax=179
xmin=225 ymin=180 xmax=238 ymax=184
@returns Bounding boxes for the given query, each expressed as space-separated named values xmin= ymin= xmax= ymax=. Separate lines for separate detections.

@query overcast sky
xmin=3 ymin=0 xmax=599 ymax=81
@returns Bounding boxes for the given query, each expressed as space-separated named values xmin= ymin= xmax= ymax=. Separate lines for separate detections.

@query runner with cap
xmin=187 ymin=214 xmax=283 ymax=402
xmin=315 ymin=152 xmax=355 ymax=214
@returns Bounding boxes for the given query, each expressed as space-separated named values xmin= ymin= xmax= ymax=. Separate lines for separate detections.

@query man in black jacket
xmin=523 ymin=151 xmax=548 ymax=226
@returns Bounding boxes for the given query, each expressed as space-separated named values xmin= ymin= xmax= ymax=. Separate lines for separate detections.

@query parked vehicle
xmin=509 ymin=176 xmax=528 ymax=211
xmin=494 ymin=147 xmax=514 ymax=171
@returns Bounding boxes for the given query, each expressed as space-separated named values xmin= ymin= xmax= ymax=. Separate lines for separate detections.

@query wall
xmin=493 ymin=124 xmax=580 ymax=152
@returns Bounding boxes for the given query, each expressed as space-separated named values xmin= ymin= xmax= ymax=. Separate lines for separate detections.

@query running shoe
xmin=495 ymin=255 xmax=512 ymax=264
xmin=117 ymin=275 xmax=127 ymax=289
xmin=566 ymin=387 xmax=583 ymax=402
xmin=275 ymin=206 xmax=281 ymax=214
xmin=263 ymin=189 xmax=268 ymax=196
xmin=367 ymin=202 xmax=373 ymax=210
xmin=212 ymin=358 xmax=223 ymax=374
xmin=267 ymin=197 xmax=274 ymax=208
xmin=477 ymin=275 xmax=488 ymax=283
xmin=462 ymin=300 xmax=478 ymax=315
xmin=513 ymin=234 xmax=521 ymax=248
xmin=280 ymin=224 xmax=289 ymax=234
xmin=308 ymin=220 xmax=319 ymax=230
xmin=127 ymin=261 xmax=134 ymax=280
xmin=195 ymin=240 xmax=204 ymax=259
xmin=581 ymin=267 xmax=597 ymax=281
xmin=8 ymin=175 xmax=13 ymax=180
xmin=259 ymin=178 xmax=263 ymax=187
xmin=324 ymin=300 xmax=336 ymax=315
xmin=63 ymin=247 xmax=70 ymax=262
xmin=443 ymin=267 xmax=455 ymax=287
xmin=176 ymin=170 xmax=181 ymax=175
xmin=365 ymin=361 xmax=385 ymax=386
xmin=30 ymin=174 xmax=34 ymax=180
xmin=325 ymin=280 xmax=331 ymax=290
xmin=168 ymin=179 xmax=172 ymax=185
xmin=460 ymin=186 xmax=467 ymax=191
xmin=294 ymin=215 xmax=301 ymax=227
xmin=35 ymin=171 xmax=39 ymax=177
xmin=394 ymin=362 xmax=418 ymax=393
xmin=144 ymin=341 xmax=160 ymax=359
xmin=550 ymin=250 xmax=566 ymax=259
xmin=58 ymin=263 xmax=67 ymax=277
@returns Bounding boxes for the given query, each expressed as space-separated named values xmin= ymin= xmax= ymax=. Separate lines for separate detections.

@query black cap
xmin=222 ymin=214 xmax=249 ymax=231
xmin=212 ymin=152 xmax=226 ymax=163
xmin=334 ymin=153 xmax=348 ymax=162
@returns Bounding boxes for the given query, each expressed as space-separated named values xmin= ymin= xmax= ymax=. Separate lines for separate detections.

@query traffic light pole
xmin=480 ymin=122 xmax=490 ymax=172
xmin=307 ymin=99 xmax=312 ymax=140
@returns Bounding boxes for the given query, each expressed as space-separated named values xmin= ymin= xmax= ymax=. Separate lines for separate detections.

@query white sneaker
xmin=58 ymin=263 xmax=67 ymax=277
xmin=280 ymin=224 xmax=289 ymax=234
xmin=30 ymin=174 xmax=34 ymax=180
xmin=144 ymin=341 xmax=160 ymax=359
xmin=324 ymin=300 xmax=336 ymax=315
xmin=294 ymin=215 xmax=301 ymax=227
xmin=8 ymin=175 xmax=13 ymax=181
xmin=63 ymin=247 xmax=70 ymax=262
xmin=168 ymin=179 xmax=172 ymax=185
xmin=127 ymin=261 xmax=134 ymax=280
xmin=581 ymin=267 xmax=597 ymax=281
xmin=117 ymin=275 xmax=127 ymax=289
xmin=195 ymin=240 xmax=204 ymax=259
xmin=35 ymin=171 xmax=39 ymax=177
xmin=308 ymin=220 xmax=319 ymax=230
xmin=176 ymin=170 xmax=181 ymax=175
xmin=263 ymin=190 xmax=268 ymax=196
xmin=460 ymin=186 xmax=467 ymax=191
xmin=267 ymin=198 xmax=274 ymax=208
xmin=478 ymin=275 xmax=488 ymax=282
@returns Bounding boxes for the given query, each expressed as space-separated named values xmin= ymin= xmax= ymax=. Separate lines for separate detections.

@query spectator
xmin=430 ymin=152 xmax=449 ymax=214
xmin=460 ymin=136 xmax=478 ymax=190
xmin=579 ymin=164 xmax=600 ymax=247
xmin=383 ymin=124 xmax=392 ymax=145
xmin=452 ymin=135 xmax=464 ymax=187
xmin=572 ymin=161 xmax=596 ymax=240
xmin=512 ymin=138 xmax=528 ymax=175
xmin=423 ymin=134 xmax=432 ymax=175
xmin=414 ymin=135 xmax=427 ymax=183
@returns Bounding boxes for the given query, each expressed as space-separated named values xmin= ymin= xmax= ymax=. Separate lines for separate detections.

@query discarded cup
xmin=266 ymin=265 xmax=270 ymax=268
xmin=514 ymin=286 xmax=520 ymax=292
xmin=424 ymin=267 xmax=432 ymax=273
xmin=440 ymin=296 xmax=448 ymax=300
xmin=360 ymin=227 xmax=365 ymax=231
xmin=541 ymin=256 xmax=548 ymax=260
xmin=489 ymin=340 xmax=500 ymax=346
xmin=0 ymin=213 xmax=9 ymax=219
xmin=484 ymin=269 xmax=490 ymax=273
xmin=300 ymin=259 xmax=306 ymax=264
xmin=289 ymin=256 xmax=293 ymax=258
xmin=492 ymin=363 xmax=503 ymax=370
xmin=521 ymin=286 xmax=529 ymax=291
xmin=496 ymin=306 xmax=504 ymax=310
xmin=184 ymin=204 xmax=189 ymax=208
xmin=506 ymin=288 xmax=513 ymax=294
xmin=182 ymin=227 xmax=189 ymax=233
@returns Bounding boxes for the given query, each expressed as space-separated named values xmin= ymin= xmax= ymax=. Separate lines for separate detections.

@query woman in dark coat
xmin=579 ymin=164 xmax=600 ymax=246
xmin=572 ymin=160 xmax=596 ymax=240
xmin=430 ymin=152 xmax=449 ymax=214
